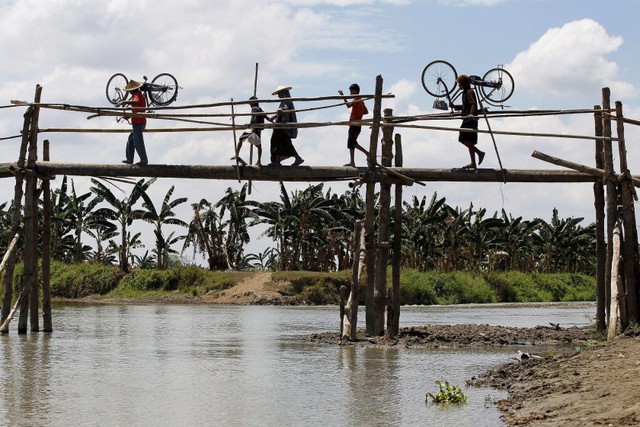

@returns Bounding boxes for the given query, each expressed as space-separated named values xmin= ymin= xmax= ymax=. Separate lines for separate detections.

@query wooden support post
xmin=593 ymin=106 xmax=607 ymax=333
xmin=20 ymin=85 xmax=42 ymax=333
xmin=1 ymin=107 xmax=32 ymax=330
xmin=390 ymin=133 xmax=403 ymax=338
xmin=373 ymin=108 xmax=394 ymax=336
xmin=615 ymin=101 xmax=639 ymax=325
xmin=0 ymin=228 xmax=22 ymax=276
xmin=608 ymin=213 xmax=623 ymax=340
xmin=42 ymin=139 xmax=53 ymax=332
xmin=248 ymin=62 xmax=258 ymax=195
xmin=343 ymin=220 xmax=363 ymax=341
xmin=365 ymin=75 xmax=383 ymax=336
xmin=339 ymin=284 xmax=348 ymax=339
xmin=602 ymin=88 xmax=617 ymax=328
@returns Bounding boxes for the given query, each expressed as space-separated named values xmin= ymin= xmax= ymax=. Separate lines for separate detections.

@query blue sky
xmin=1 ymin=0 xmax=638 ymax=261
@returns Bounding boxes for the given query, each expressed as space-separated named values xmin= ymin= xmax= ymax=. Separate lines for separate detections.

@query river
xmin=0 ymin=302 xmax=594 ymax=426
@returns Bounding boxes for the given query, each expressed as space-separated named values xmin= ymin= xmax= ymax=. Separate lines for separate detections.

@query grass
xmin=0 ymin=262 xmax=596 ymax=305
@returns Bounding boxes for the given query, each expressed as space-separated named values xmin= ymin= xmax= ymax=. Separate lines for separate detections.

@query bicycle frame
xmin=422 ymin=60 xmax=514 ymax=109
xmin=432 ymin=77 xmax=490 ymax=113
xmin=106 ymin=73 xmax=179 ymax=107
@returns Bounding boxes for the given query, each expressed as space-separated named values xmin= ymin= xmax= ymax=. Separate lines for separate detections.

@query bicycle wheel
xmin=149 ymin=73 xmax=179 ymax=106
xmin=105 ymin=73 xmax=129 ymax=105
xmin=421 ymin=60 xmax=458 ymax=98
xmin=481 ymin=68 xmax=515 ymax=104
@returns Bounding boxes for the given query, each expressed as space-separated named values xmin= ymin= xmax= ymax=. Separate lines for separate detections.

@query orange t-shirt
xmin=350 ymin=98 xmax=368 ymax=121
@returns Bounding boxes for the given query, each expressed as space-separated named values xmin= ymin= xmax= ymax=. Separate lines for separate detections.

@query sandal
xmin=292 ymin=158 xmax=305 ymax=166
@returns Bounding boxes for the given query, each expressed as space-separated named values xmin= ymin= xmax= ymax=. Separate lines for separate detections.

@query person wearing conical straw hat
xmin=117 ymin=80 xmax=149 ymax=166
xmin=450 ymin=75 xmax=484 ymax=170
xmin=269 ymin=84 xmax=304 ymax=166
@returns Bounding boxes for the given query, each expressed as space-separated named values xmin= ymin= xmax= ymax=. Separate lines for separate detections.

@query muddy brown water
xmin=0 ymin=302 xmax=594 ymax=426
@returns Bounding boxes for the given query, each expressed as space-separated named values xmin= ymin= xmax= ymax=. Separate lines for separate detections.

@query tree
xmin=91 ymin=178 xmax=154 ymax=272
xmin=139 ymin=184 xmax=188 ymax=269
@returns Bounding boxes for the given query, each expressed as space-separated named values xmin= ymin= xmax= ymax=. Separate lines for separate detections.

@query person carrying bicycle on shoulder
xmin=117 ymin=80 xmax=148 ymax=166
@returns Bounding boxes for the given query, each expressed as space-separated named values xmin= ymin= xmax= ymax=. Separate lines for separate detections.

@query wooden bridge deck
xmin=0 ymin=161 xmax=607 ymax=184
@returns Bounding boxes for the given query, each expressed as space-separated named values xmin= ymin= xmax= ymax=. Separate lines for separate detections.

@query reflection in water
xmin=340 ymin=346 xmax=402 ymax=424
xmin=0 ymin=303 xmax=593 ymax=426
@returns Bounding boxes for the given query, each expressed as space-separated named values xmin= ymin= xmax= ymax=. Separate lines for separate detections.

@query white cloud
xmin=436 ymin=0 xmax=507 ymax=5
xmin=508 ymin=19 xmax=636 ymax=101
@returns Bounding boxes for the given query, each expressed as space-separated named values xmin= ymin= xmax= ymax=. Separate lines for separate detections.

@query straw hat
xmin=272 ymin=84 xmax=292 ymax=95
xmin=124 ymin=80 xmax=143 ymax=91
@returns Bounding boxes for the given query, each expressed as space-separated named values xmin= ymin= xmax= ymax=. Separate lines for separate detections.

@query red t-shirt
xmin=350 ymin=98 xmax=368 ymax=121
xmin=130 ymin=91 xmax=146 ymax=125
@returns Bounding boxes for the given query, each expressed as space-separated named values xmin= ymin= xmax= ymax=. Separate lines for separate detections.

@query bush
xmin=301 ymin=282 xmax=340 ymax=304
xmin=119 ymin=268 xmax=180 ymax=291
xmin=50 ymin=261 xmax=121 ymax=298
xmin=399 ymin=269 xmax=438 ymax=305
xmin=485 ymin=271 xmax=518 ymax=302
xmin=499 ymin=271 xmax=553 ymax=302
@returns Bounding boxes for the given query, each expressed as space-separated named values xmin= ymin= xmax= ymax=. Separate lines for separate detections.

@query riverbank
xmin=16 ymin=262 xmax=596 ymax=306
xmin=308 ymin=324 xmax=639 ymax=426
xmin=472 ymin=330 xmax=640 ymax=426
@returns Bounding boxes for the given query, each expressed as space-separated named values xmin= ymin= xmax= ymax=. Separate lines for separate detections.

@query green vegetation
xmin=426 ymin=380 xmax=468 ymax=404
xmin=0 ymin=178 xmax=596 ymax=277
xmin=0 ymin=263 xmax=595 ymax=305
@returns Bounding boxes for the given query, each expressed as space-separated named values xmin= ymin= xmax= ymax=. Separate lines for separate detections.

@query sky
xmin=1 ymin=0 xmax=639 ymax=263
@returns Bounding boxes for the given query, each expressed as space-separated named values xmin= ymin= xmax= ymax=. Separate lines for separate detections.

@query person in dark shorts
xmin=451 ymin=75 xmax=485 ymax=169
xmin=338 ymin=83 xmax=369 ymax=167
xmin=233 ymin=96 xmax=269 ymax=166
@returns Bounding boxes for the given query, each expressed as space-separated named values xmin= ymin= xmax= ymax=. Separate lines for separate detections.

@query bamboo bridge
xmin=0 ymin=75 xmax=638 ymax=343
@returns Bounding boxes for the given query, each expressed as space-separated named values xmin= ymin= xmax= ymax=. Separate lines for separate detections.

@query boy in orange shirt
xmin=338 ymin=83 xmax=369 ymax=167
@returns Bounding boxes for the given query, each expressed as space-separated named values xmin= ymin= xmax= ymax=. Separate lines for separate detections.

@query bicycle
xmin=421 ymin=60 xmax=514 ymax=109
xmin=105 ymin=73 xmax=179 ymax=107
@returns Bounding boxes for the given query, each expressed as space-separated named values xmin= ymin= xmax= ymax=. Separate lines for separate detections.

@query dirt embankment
xmin=471 ymin=332 xmax=640 ymax=426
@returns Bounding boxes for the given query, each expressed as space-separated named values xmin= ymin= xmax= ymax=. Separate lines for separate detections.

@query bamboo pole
xmin=531 ymin=151 xmax=640 ymax=187
xmin=602 ymin=88 xmax=625 ymax=330
xmin=608 ymin=214 xmax=623 ymax=340
xmin=615 ymin=101 xmax=639 ymax=325
xmin=42 ymin=139 xmax=52 ymax=332
xmin=23 ymin=94 xmax=389 ymax=112
xmin=392 ymin=122 xmax=615 ymax=142
xmin=19 ymin=85 xmax=43 ymax=333
xmin=0 ymin=286 xmax=29 ymax=333
xmin=29 ymin=161 xmax=609 ymax=184
xmin=343 ymin=220 xmax=363 ymax=341
xmin=230 ymin=98 xmax=241 ymax=182
xmin=0 ymin=227 xmax=22 ymax=276
xmin=480 ymin=108 xmax=506 ymax=182
xmin=248 ymin=62 xmax=258 ymax=195
xmin=1 ymin=107 xmax=32 ymax=329
xmin=373 ymin=108 xmax=394 ymax=336
xmin=593 ymin=106 xmax=607 ymax=333
xmin=390 ymin=133 xmax=403 ymax=338
xmin=364 ymin=75 xmax=383 ymax=336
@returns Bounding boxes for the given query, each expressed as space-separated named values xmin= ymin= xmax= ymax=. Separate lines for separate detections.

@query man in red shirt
xmin=117 ymin=80 xmax=148 ymax=165
xmin=338 ymin=83 xmax=369 ymax=167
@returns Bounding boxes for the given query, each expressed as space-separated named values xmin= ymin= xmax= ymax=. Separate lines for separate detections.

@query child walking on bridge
xmin=338 ymin=83 xmax=369 ymax=167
